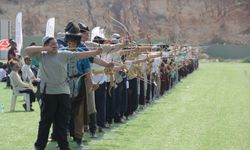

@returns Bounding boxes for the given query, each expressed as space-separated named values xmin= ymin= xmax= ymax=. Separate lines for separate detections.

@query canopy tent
xmin=0 ymin=39 xmax=9 ymax=60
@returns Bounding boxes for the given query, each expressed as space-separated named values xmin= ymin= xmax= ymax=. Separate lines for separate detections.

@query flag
xmin=46 ymin=18 xmax=55 ymax=37
xmin=91 ymin=26 xmax=101 ymax=42
xmin=15 ymin=12 xmax=23 ymax=52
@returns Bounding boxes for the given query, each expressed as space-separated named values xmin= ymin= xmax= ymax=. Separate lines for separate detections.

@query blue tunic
xmin=58 ymin=46 xmax=91 ymax=97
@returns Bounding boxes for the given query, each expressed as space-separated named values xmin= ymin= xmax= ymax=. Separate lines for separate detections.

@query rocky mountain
xmin=0 ymin=0 xmax=250 ymax=45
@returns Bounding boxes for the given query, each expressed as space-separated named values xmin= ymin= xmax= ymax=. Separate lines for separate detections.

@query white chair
xmin=9 ymin=77 xmax=30 ymax=112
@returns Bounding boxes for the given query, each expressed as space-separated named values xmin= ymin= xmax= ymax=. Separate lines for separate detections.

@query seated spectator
xmin=0 ymin=62 xmax=7 ymax=82
xmin=21 ymin=56 xmax=40 ymax=86
xmin=9 ymin=60 xmax=36 ymax=111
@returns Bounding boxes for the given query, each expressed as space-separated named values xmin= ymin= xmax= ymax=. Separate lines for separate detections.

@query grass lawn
xmin=0 ymin=59 xmax=7 ymax=63
xmin=0 ymin=62 xmax=250 ymax=150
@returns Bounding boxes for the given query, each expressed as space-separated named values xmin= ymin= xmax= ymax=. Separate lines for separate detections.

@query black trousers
xmin=106 ymin=82 xmax=116 ymax=124
xmin=89 ymin=113 xmax=97 ymax=134
xmin=51 ymin=117 xmax=75 ymax=140
xmin=19 ymin=89 xmax=36 ymax=104
xmin=120 ymin=78 xmax=128 ymax=116
xmin=151 ymin=82 xmax=155 ymax=100
xmin=95 ymin=82 xmax=107 ymax=127
xmin=131 ymin=78 xmax=138 ymax=112
xmin=170 ymin=77 xmax=174 ymax=88
xmin=114 ymin=81 xmax=123 ymax=121
xmin=139 ymin=80 xmax=145 ymax=105
xmin=146 ymin=75 xmax=151 ymax=103
xmin=125 ymin=78 xmax=138 ymax=116
xmin=35 ymin=94 xmax=71 ymax=150
xmin=6 ymin=75 xmax=11 ymax=87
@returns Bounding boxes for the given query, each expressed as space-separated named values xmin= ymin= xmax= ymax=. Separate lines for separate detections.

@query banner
xmin=15 ymin=12 xmax=23 ymax=52
xmin=100 ymin=28 xmax=105 ymax=39
xmin=45 ymin=18 xmax=55 ymax=37
xmin=91 ymin=26 xmax=100 ymax=42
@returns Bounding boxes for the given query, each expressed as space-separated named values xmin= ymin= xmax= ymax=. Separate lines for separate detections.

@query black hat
xmin=78 ymin=23 xmax=89 ymax=32
xmin=93 ymin=36 xmax=105 ymax=44
xmin=65 ymin=22 xmax=80 ymax=35
xmin=64 ymin=22 xmax=81 ymax=44
xmin=8 ymin=39 xmax=17 ymax=47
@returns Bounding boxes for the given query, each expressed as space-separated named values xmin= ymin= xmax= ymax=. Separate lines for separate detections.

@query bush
xmin=242 ymin=57 xmax=250 ymax=63
xmin=217 ymin=57 xmax=225 ymax=62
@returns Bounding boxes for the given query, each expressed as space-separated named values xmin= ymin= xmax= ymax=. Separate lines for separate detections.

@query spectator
xmin=9 ymin=60 xmax=36 ymax=111
xmin=16 ymin=54 xmax=24 ymax=68
xmin=6 ymin=39 xmax=18 ymax=87
xmin=0 ymin=62 xmax=7 ymax=82
xmin=7 ymin=39 xmax=17 ymax=61
xmin=21 ymin=56 xmax=40 ymax=86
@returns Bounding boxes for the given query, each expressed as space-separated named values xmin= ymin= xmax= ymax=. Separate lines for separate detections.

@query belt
xmin=92 ymin=69 xmax=115 ymax=75
xmin=104 ymin=69 xmax=115 ymax=75
xmin=92 ymin=70 xmax=105 ymax=75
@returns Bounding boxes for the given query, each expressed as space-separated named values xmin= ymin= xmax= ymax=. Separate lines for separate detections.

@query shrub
xmin=242 ymin=57 xmax=250 ymax=63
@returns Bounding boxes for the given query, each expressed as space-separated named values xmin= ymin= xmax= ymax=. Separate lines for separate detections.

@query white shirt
xmin=102 ymin=54 xmax=112 ymax=82
xmin=85 ymin=41 xmax=108 ymax=84
xmin=0 ymin=68 xmax=6 ymax=81
xmin=112 ymin=52 xmax=123 ymax=84
xmin=21 ymin=64 xmax=35 ymax=82
xmin=151 ymin=58 xmax=161 ymax=74
xmin=91 ymin=62 xmax=107 ymax=84
xmin=85 ymin=41 xmax=123 ymax=84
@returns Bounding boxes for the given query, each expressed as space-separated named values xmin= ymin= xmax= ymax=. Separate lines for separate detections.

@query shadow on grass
xmin=30 ymin=102 xmax=158 ymax=150
xmin=5 ymin=110 xmax=27 ymax=113
xmin=4 ymin=86 xmax=11 ymax=90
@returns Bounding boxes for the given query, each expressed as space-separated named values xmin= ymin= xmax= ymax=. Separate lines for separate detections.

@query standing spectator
xmin=6 ymin=39 xmax=18 ymax=87
xmin=7 ymin=39 xmax=18 ymax=61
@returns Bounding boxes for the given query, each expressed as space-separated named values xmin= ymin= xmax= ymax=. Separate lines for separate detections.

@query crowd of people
xmin=1 ymin=40 xmax=39 ymax=110
xmin=1 ymin=21 xmax=199 ymax=150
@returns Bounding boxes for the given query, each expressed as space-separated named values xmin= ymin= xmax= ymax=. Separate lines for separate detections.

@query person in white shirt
xmin=21 ymin=56 xmax=40 ymax=86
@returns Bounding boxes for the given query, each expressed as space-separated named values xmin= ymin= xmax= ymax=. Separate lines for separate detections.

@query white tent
xmin=0 ymin=39 xmax=9 ymax=60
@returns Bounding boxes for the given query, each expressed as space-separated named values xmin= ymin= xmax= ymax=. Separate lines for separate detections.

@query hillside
xmin=0 ymin=0 xmax=250 ymax=45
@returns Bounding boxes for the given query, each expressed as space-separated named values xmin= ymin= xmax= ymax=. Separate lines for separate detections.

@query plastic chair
xmin=9 ymin=77 xmax=30 ymax=112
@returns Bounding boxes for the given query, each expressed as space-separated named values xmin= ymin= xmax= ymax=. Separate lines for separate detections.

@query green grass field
xmin=0 ymin=62 xmax=250 ymax=150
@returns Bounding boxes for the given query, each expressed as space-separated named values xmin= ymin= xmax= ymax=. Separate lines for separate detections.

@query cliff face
xmin=0 ymin=0 xmax=250 ymax=45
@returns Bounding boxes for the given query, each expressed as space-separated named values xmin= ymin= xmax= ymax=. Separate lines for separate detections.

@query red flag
xmin=0 ymin=39 xmax=9 ymax=50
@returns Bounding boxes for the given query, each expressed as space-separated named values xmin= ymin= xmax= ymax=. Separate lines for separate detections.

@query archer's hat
xmin=64 ymin=22 xmax=81 ymax=44
xmin=78 ymin=22 xmax=90 ymax=32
